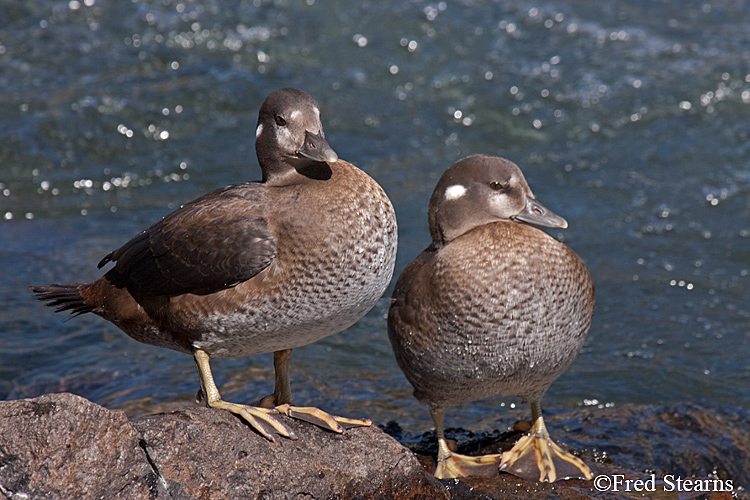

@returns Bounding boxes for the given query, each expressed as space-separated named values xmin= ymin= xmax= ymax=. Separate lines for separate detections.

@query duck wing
xmin=99 ymin=182 xmax=276 ymax=296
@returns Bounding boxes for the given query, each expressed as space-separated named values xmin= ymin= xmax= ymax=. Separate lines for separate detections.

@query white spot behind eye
xmin=445 ymin=184 xmax=467 ymax=200
xmin=255 ymin=124 xmax=263 ymax=138
xmin=277 ymin=125 xmax=296 ymax=151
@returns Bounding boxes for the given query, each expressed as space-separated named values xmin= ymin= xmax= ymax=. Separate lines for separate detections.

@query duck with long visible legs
xmin=32 ymin=87 xmax=398 ymax=442
xmin=388 ymin=154 xmax=594 ymax=482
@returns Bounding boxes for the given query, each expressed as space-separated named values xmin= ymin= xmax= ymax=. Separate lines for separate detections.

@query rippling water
xmin=1 ymin=0 xmax=749 ymax=440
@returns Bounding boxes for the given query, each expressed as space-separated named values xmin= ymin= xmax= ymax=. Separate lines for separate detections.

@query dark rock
xmin=405 ymin=402 xmax=749 ymax=500
xmin=554 ymin=402 xmax=750 ymax=489
xmin=446 ymin=471 xmax=736 ymax=500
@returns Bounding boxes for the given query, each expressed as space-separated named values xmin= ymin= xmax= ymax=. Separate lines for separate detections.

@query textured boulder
xmin=131 ymin=406 xmax=447 ymax=499
xmin=0 ymin=393 xmax=156 ymax=499
xmin=1 ymin=394 xmax=747 ymax=500
xmin=0 ymin=393 xmax=445 ymax=500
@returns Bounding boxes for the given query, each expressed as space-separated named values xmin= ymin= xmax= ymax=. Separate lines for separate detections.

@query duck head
xmin=428 ymin=154 xmax=568 ymax=246
xmin=255 ymin=88 xmax=339 ymax=185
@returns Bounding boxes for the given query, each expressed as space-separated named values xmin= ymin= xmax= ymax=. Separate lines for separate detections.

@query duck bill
xmin=513 ymin=197 xmax=568 ymax=229
xmin=298 ymin=130 xmax=339 ymax=163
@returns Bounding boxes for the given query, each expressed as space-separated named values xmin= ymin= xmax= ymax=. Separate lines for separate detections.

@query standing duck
xmin=388 ymin=154 xmax=593 ymax=482
xmin=32 ymin=87 xmax=398 ymax=441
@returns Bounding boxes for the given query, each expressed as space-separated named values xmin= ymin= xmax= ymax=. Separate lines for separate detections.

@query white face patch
xmin=276 ymin=125 xmax=297 ymax=152
xmin=290 ymin=109 xmax=301 ymax=120
xmin=255 ymin=123 xmax=263 ymax=138
xmin=444 ymin=184 xmax=467 ymax=200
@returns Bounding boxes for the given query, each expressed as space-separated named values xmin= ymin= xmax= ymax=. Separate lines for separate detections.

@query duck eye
xmin=489 ymin=181 xmax=507 ymax=191
xmin=275 ymin=115 xmax=287 ymax=126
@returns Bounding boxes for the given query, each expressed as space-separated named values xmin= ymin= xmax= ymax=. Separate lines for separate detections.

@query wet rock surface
xmin=395 ymin=402 xmax=749 ymax=500
xmin=0 ymin=394 xmax=747 ymax=500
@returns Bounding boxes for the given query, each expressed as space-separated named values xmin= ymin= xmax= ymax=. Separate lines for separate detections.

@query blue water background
xmin=1 ymin=0 xmax=749 ymax=437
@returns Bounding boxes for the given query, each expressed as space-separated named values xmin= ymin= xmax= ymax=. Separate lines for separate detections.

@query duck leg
xmin=499 ymin=400 xmax=592 ymax=482
xmin=259 ymin=349 xmax=371 ymax=433
xmin=194 ymin=349 xmax=296 ymax=442
xmin=431 ymin=407 xmax=503 ymax=479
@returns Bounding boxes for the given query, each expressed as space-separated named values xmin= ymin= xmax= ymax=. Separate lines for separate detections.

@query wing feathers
xmin=102 ymin=183 xmax=277 ymax=296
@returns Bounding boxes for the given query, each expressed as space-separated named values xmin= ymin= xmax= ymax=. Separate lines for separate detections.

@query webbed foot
xmin=194 ymin=349 xmax=296 ymax=443
xmin=258 ymin=349 xmax=371 ymax=434
xmin=196 ymin=389 xmax=296 ymax=442
xmin=276 ymin=403 xmax=371 ymax=433
xmin=434 ymin=438 xmax=502 ymax=479
xmin=499 ymin=404 xmax=591 ymax=482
